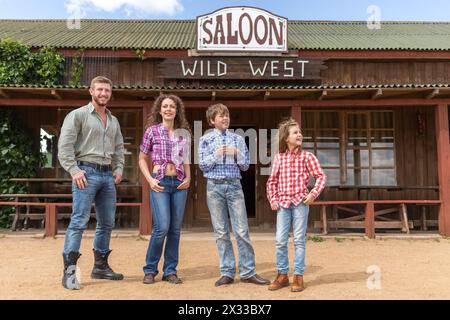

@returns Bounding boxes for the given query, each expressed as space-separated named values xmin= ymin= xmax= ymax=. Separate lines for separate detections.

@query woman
xmin=139 ymin=94 xmax=191 ymax=285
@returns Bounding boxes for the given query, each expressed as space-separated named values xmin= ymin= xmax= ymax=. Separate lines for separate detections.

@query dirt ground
xmin=1 ymin=231 xmax=450 ymax=300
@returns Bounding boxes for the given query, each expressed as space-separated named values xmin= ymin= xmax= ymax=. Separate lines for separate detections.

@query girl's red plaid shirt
xmin=267 ymin=149 xmax=327 ymax=208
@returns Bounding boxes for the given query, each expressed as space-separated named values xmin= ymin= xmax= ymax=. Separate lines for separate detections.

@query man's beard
xmin=93 ymin=95 xmax=109 ymax=107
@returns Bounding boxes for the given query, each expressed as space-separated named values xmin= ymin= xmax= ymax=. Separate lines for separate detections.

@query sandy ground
xmin=1 ymin=231 xmax=450 ymax=300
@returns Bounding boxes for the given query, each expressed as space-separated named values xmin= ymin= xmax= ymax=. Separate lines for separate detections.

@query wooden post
xmin=435 ymin=104 xmax=450 ymax=236
xmin=139 ymin=104 xmax=152 ymax=235
xmin=321 ymin=205 xmax=328 ymax=235
xmin=365 ymin=202 xmax=375 ymax=239
xmin=45 ymin=204 xmax=58 ymax=237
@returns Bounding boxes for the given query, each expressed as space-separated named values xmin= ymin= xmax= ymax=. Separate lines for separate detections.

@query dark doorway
xmin=230 ymin=125 xmax=256 ymax=218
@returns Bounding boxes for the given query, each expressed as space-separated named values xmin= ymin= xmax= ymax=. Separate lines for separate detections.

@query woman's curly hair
xmin=145 ymin=94 xmax=191 ymax=134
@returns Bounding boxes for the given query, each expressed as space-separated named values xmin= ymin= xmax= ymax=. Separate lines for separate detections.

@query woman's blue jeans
xmin=143 ymin=174 xmax=188 ymax=276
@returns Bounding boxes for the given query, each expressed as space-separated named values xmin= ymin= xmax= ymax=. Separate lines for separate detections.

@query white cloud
xmin=65 ymin=0 xmax=183 ymax=18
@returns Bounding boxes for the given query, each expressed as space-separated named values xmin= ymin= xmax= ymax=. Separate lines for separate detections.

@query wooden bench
xmin=0 ymin=194 xmax=138 ymax=232
xmin=311 ymin=200 xmax=441 ymax=238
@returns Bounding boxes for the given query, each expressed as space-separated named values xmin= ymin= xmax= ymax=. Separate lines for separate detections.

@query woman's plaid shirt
xmin=267 ymin=149 xmax=327 ymax=208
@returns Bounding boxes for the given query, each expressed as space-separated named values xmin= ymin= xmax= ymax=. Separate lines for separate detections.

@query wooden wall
xmin=66 ymin=57 xmax=450 ymax=87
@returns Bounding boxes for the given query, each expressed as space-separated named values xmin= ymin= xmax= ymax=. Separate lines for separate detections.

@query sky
xmin=0 ymin=0 xmax=449 ymax=21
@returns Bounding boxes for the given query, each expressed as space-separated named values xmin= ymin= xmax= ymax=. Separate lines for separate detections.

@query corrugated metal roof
xmin=0 ymin=20 xmax=449 ymax=50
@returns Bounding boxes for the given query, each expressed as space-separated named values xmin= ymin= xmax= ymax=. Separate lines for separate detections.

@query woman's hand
xmin=149 ymin=177 xmax=164 ymax=192
xmin=177 ymin=177 xmax=191 ymax=190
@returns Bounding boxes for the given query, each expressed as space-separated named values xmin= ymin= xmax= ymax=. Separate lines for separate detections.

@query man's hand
xmin=113 ymin=172 xmax=122 ymax=185
xmin=303 ymin=193 xmax=316 ymax=205
xmin=270 ymin=201 xmax=279 ymax=211
xmin=72 ymin=171 xmax=88 ymax=189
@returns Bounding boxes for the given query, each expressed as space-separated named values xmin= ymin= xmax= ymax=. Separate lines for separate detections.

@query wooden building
xmin=0 ymin=7 xmax=449 ymax=237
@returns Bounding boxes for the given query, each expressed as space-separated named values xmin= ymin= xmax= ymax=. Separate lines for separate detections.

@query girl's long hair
xmin=278 ymin=118 xmax=301 ymax=153
xmin=145 ymin=94 xmax=191 ymax=134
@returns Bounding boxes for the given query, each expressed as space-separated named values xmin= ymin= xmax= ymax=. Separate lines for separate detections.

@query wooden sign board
xmin=159 ymin=58 xmax=326 ymax=80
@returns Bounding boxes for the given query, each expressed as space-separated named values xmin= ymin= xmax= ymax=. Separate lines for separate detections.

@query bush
xmin=0 ymin=39 xmax=64 ymax=86
xmin=0 ymin=109 xmax=45 ymax=228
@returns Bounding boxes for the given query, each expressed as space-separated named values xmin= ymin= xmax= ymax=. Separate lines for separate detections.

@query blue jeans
xmin=63 ymin=165 xmax=116 ymax=259
xmin=276 ymin=203 xmax=309 ymax=275
xmin=143 ymin=174 xmax=188 ymax=276
xmin=206 ymin=179 xmax=256 ymax=279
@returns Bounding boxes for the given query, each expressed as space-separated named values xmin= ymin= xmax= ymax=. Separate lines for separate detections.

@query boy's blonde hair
xmin=206 ymin=103 xmax=229 ymax=127
xmin=278 ymin=118 xmax=301 ymax=153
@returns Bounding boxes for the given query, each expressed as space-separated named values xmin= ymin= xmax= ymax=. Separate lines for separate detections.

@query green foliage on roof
xmin=0 ymin=39 xmax=64 ymax=85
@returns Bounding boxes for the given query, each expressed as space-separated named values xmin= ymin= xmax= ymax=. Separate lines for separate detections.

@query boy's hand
xmin=303 ymin=194 xmax=315 ymax=205
xmin=216 ymin=145 xmax=238 ymax=156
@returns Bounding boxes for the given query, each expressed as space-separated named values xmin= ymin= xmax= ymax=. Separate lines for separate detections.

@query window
xmin=301 ymin=110 xmax=396 ymax=186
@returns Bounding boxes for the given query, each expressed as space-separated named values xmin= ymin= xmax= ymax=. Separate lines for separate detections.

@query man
xmin=198 ymin=103 xmax=270 ymax=287
xmin=58 ymin=76 xmax=125 ymax=290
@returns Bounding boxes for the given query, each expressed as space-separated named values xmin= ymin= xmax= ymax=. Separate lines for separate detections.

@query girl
xmin=266 ymin=118 xmax=326 ymax=292
xmin=139 ymin=94 xmax=191 ymax=285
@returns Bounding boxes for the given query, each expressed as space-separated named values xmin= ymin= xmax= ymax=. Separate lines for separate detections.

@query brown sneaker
xmin=291 ymin=275 xmax=305 ymax=292
xmin=143 ymin=273 xmax=155 ymax=284
xmin=268 ymin=273 xmax=289 ymax=291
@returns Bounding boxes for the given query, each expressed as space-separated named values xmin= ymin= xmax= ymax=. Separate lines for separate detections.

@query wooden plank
xmin=314 ymin=221 xmax=413 ymax=229
xmin=435 ymin=104 xmax=450 ymax=236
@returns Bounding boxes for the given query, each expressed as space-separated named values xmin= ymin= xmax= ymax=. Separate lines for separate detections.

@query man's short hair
xmin=90 ymin=76 xmax=113 ymax=89
xmin=206 ymin=103 xmax=229 ymax=127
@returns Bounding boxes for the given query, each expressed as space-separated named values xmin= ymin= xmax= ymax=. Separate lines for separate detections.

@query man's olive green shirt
xmin=58 ymin=103 xmax=125 ymax=177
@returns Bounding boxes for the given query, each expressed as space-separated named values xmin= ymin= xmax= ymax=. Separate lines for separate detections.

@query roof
xmin=0 ymin=20 xmax=450 ymax=51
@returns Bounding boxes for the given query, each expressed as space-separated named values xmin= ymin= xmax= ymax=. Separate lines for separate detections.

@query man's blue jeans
xmin=143 ymin=174 xmax=188 ymax=276
xmin=63 ymin=165 xmax=116 ymax=259
xmin=206 ymin=179 xmax=256 ymax=279
xmin=275 ymin=203 xmax=309 ymax=275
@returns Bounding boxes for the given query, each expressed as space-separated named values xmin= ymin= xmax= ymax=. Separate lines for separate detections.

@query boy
xmin=198 ymin=103 xmax=269 ymax=287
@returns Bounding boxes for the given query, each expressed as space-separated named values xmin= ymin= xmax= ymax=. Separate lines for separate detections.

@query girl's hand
xmin=303 ymin=193 xmax=315 ymax=205
xmin=149 ymin=177 xmax=164 ymax=192
xmin=270 ymin=201 xmax=279 ymax=211
xmin=177 ymin=177 xmax=191 ymax=190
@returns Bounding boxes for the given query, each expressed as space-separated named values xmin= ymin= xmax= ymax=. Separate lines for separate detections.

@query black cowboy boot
xmin=91 ymin=249 xmax=124 ymax=280
xmin=62 ymin=251 xmax=81 ymax=290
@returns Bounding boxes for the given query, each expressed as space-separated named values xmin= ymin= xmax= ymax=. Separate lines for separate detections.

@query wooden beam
xmin=318 ymin=90 xmax=327 ymax=101
xmin=371 ymin=88 xmax=383 ymax=100
xmin=264 ymin=91 xmax=271 ymax=101
xmin=51 ymin=89 xmax=62 ymax=100
xmin=435 ymin=104 xmax=450 ymax=236
xmin=426 ymin=88 xmax=439 ymax=99
xmin=0 ymin=89 xmax=9 ymax=99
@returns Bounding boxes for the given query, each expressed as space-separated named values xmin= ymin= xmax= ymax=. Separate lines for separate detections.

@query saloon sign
xmin=159 ymin=7 xmax=326 ymax=81
xmin=197 ymin=7 xmax=288 ymax=52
